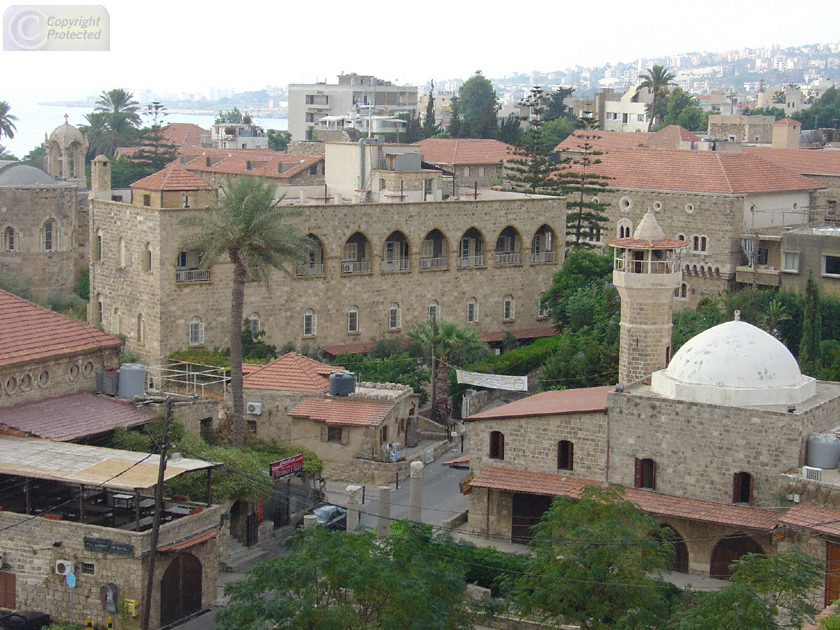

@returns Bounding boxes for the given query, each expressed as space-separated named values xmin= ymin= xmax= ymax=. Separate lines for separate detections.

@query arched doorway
xmin=160 ymin=553 xmax=202 ymax=626
xmin=659 ymin=525 xmax=689 ymax=573
xmin=710 ymin=534 xmax=763 ymax=578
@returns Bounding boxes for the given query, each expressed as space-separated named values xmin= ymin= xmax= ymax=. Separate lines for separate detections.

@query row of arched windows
xmin=3 ymin=220 xmax=60 ymax=253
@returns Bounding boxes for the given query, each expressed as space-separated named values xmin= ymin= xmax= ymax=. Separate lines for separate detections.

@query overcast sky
xmin=2 ymin=0 xmax=838 ymax=98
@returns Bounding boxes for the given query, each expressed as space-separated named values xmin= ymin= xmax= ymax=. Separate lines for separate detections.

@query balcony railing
xmin=382 ymin=259 xmax=410 ymax=272
xmin=176 ymin=269 xmax=211 ymax=283
xmin=531 ymin=251 xmax=557 ymax=263
xmin=457 ymin=255 xmax=484 ymax=269
xmin=495 ymin=252 xmax=521 ymax=265
xmin=341 ymin=260 xmax=371 ymax=274
xmin=613 ymin=257 xmax=676 ymax=274
xmin=295 ymin=263 xmax=325 ymax=277
xmin=420 ymin=256 xmax=447 ymax=270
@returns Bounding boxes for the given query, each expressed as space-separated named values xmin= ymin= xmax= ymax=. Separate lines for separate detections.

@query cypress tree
xmin=799 ymin=269 xmax=822 ymax=372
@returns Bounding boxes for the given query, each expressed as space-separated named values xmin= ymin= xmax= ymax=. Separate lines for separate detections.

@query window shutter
xmin=568 ymin=441 xmax=574 ymax=470
xmin=650 ymin=460 xmax=656 ymax=489
xmin=634 ymin=458 xmax=643 ymax=488
xmin=198 ymin=322 xmax=205 ymax=344
xmin=498 ymin=433 xmax=505 ymax=460
xmin=320 ymin=426 xmax=328 ymax=442
xmin=340 ymin=429 xmax=349 ymax=445
xmin=732 ymin=473 xmax=741 ymax=503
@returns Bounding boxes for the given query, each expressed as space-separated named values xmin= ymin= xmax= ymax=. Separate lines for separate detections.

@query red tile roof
xmin=779 ymin=503 xmax=840 ymax=537
xmin=161 ymin=123 xmax=208 ymax=147
xmin=415 ymin=139 xmax=514 ymax=165
xmin=774 ymin=118 xmax=801 ymax=126
xmin=608 ymin=236 xmax=690 ymax=249
xmin=743 ymin=147 xmax=840 ymax=177
xmin=638 ymin=125 xmax=700 ymax=148
xmin=158 ymin=528 xmax=218 ymax=553
xmin=470 ymin=467 xmax=779 ymax=530
xmin=0 ymin=393 xmax=153 ymax=441
xmin=466 ymin=385 xmax=613 ymax=421
xmin=289 ymin=397 xmax=392 ymax=427
xmin=0 ymin=289 xmax=122 ymax=369
xmin=243 ymin=352 xmax=344 ymax=392
xmin=130 ymin=163 xmax=217 ymax=191
xmin=482 ymin=327 xmax=557 ymax=343
xmin=555 ymin=130 xmax=654 ymax=153
xmin=177 ymin=147 xmax=323 ymax=180
xmin=578 ymin=149 xmax=822 ymax=194
xmin=444 ymin=454 xmax=470 ymax=466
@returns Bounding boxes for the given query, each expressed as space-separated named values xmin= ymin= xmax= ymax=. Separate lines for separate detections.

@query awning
xmin=157 ymin=528 xmax=218 ymax=553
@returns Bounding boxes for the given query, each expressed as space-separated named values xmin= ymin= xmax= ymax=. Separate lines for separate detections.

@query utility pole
xmin=430 ymin=311 xmax=437 ymax=427
xmin=141 ymin=397 xmax=171 ymax=630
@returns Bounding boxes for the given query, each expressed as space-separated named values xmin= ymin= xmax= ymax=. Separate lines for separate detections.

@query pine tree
xmin=505 ymin=87 xmax=564 ymax=194
xmin=421 ymin=81 xmax=439 ymax=139
xmin=448 ymin=95 xmax=464 ymax=138
xmin=799 ymin=269 xmax=822 ymax=373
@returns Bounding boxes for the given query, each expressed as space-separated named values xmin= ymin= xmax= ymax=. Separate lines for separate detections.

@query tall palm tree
xmin=407 ymin=318 xmax=488 ymax=428
xmin=180 ymin=176 xmax=312 ymax=448
xmin=0 ymin=101 xmax=18 ymax=140
xmin=637 ymin=65 xmax=675 ymax=131
xmin=95 ymin=88 xmax=142 ymax=126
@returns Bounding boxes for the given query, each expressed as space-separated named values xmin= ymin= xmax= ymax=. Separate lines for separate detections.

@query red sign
xmin=270 ymin=454 xmax=303 ymax=479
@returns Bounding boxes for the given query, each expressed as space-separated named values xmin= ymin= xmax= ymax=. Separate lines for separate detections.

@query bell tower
xmin=610 ymin=211 xmax=688 ymax=385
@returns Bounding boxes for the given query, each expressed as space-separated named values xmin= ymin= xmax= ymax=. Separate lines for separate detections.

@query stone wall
xmin=606 ymin=384 xmax=840 ymax=506
xmin=323 ymin=438 xmax=452 ymax=484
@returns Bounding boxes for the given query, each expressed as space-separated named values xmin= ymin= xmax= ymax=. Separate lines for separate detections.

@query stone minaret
xmin=610 ymin=211 xmax=688 ymax=385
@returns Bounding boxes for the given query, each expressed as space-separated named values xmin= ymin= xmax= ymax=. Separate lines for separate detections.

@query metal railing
xmin=495 ymin=252 xmax=521 ymax=265
xmin=531 ymin=251 xmax=557 ymax=263
xmin=295 ymin=263 xmax=325 ymax=277
xmin=381 ymin=259 xmax=410 ymax=272
xmin=420 ymin=256 xmax=447 ymax=270
xmin=341 ymin=260 xmax=371 ymax=274
xmin=175 ymin=269 xmax=211 ymax=283
xmin=613 ymin=257 xmax=675 ymax=274
xmin=457 ymin=255 xmax=484 ymax=268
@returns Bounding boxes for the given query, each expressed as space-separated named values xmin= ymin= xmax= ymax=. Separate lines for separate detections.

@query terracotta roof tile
xmin=743 ymin=147 xmax=840 ymax=177
xmin=415 ymin=139 xmax=514 ymax=165
xmin=779 ymin=503 xmax=840 ymax=537
xmin=0 ymin=289 xmax=122 ymax=369
xmin=130 ymin=162 xmax=217 ymax=191
xmin=555 ymin=130 xmax=654 ymax=153
xmin=470 ymin=467 xmax=779 ymax=529
xmin=774 ymin=118 xmax=801 ymax=126
xmin=607 ymin=236 xmax=690 ymax=249
xmin=161 ymin=123 xmax=208 ymax=146
xmin=444 ymin=454 xmax=470 ymax=466
xmin=157 ymin=528 xmax=217 ymax=552
xmin=243 ymin=352 xmax=344 ymax=393
xmin=466 ymin=386 xmax=613 ymax=421
xmin=177 ymin=147 xmax=323 ymax=180
xmin=639 ymin=125 xmax=700 ymax=148
xmin=0 ymin=392 xmax=153 ymax=441
xmin=289 ymin=397 xmax=392 ymax=426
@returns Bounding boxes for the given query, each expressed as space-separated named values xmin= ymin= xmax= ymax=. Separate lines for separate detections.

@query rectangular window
xmin=634 ymin=458 xmax=656 ymax=489
xmin=826 ymin=255 xmax=840 ymax=276
xmin=348 ymin=310 xmax=358 ymax=333
xmin=467 ymin=302 xmax=476 ymax=322
xmin=81 ymin=562 xmax=95 ymax=575
xmin=248 ymin=420 xmax=257 ymax=434
xmin=304 ymin=313 xmax=314 ymax=336
xmin=380 ymin=425 xmax=388 ymax=443
xmin=622 ymin=113 xmax=628 ymax=123
xmin=782 ymin=251 xmax=800 ymax=273
xmin=143 ymin=194 xmax=151 ymax=207
xmin=757 ymin=247 xmax=769 ymax=266
xmin=177 ymin=251 xmax=188 ymax=269
xmin=189 ymin=321 xmax=204 ymax=345
xmin=305 ymin=112 xmax=316 ymax=122
xmin=343 ymin=242 xmax=358 ymax=261
xmin=489 ymin=431 xmax=505 ymax=460
xmin=388 ymin=307 xmax=401 ymax=330
xmin=327 ymin=427 xmax=342 ymax=443
xmin=557 ymin=440 xmax=574 ymax=471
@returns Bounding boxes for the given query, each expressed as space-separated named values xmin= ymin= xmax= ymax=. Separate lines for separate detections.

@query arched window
xmin=489 ymin=431 xmax=505 ymax=460
xmin=634 ymin=458 xmax=656 ymax=489
xmin=95 ymin=229 xmax=103 ymax=261
xmin=428 ymin=300 xmax=440 ymax=321
xmin=43 ymin=219 xmax=56 ymax=252
xmin=388 ymin=303 xmax=401 ymax=330
xmin=732 ymin=472 xmax=753 ymax=504
xmin=674 ymin=283 xmax=688 ymax=299
xmin=143 ymin=243 xmax=152 ymax=272
xmin=189 ymin=316 xmax=204 ymax=345
xmin=466 ymin=297 xmax=478 ymax=323
xmin=303 ymin=309 xmax=316 ymax=337
xmin=248 ymin=312 xmax=260 ymax=337
xmin=557 ymin=440 xmax=574 ymax=471
xmin=617 ymin=218 xmax=633 ymax=239
xmin=3 ymin=227 xmax=15 ymax=252
xmin=347 ymin=306 xmax=359 ymax=333
xmin=118 ymin=237 xmax=126 ymax=267
xmin=503 ymin=295 xmax=515 ymax=321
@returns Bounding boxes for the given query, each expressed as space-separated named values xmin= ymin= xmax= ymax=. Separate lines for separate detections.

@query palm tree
xmin=407 ymin=318 xmax=488 ymax=429
xmin=80 ymin=89 xmax=142 ymax=156
xmin=0 ymin=101 xmax=17 ymax=140
xmin=637 ymin=65 xmax=675 ymax=131
xmin=95 ymin=88 xmax=142 ymax=126
xmin=180 ymin=176 xmax=312 ymax=448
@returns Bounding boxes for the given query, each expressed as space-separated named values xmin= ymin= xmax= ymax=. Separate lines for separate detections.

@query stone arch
xmin=3 ymin=225 xmax=16 ymax=252
xmin=494 ymin=225 xmax=522 ymax=266
xmin=658 ymin=524 xmax=689 ymax=573
xmin=458 ymin=226 xmax=485 ymax=268
xmin=531 ymin=224 xmax=557 ymax=263
xmin=382 ymin=230 xmax=411 ymax=272
xmin=341 ymin=231 xmax=372 ymax=274
xmin=298 ymin=233 xmax=325 ymax=276
xmin=42 ymin=217 xmax=59 ymax=252
xmin=616 ymin=218 xmax=633 ymax=239
xmin=710 ymin=534 xmax=764 ymax=579
xmin=420 ymin=228 xmax=449 ymax=269
xmin=160 ymin=552 xmax=203 ymax=626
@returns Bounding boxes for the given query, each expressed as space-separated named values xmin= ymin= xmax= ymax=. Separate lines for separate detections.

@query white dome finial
xmin=734 ymin=310 xmax=741 ymax=321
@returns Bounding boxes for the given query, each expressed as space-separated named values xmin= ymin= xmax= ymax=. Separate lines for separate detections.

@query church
xmin=466 ymin=211 xmax=840 ymax=604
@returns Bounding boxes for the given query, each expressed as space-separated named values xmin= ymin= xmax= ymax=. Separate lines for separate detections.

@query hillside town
xmin=4 ymin=33 xmax=840 ymax=630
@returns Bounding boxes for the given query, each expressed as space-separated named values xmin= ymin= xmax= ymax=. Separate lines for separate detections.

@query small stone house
xmin=415 ymin=138 xmax=513 ymax=190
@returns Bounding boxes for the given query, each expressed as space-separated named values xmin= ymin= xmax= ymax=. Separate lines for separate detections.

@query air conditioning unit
xmin=342 ymin=263 xmax=353 ymax=273
xmin=246 ymin=402 xmax=262 ymax=415
xmin=802 ymin=465 xmax=823 ymax=482
xmin=55 ymin=560 xmax=74 ymax=576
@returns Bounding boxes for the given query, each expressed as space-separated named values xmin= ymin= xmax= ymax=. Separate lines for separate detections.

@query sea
xmin=1 ymin=89 xmax=287 ymax=160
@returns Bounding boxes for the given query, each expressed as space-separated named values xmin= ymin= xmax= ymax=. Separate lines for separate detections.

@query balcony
xmin=531 ymin=251 xmax=557 ymax=263
xmin=420 ymin=256 xmax=447 ymax=270
xmin=457 ymin=255 xmax=484 ymax=269
xmin=495 ymin=252 xmax=521 ymax=266
xmin=295 ymin=263 xmax=325 ymax=277
xmin=341 ymin=261 xmax=371 ymax=274
xmin=735 ymin=266 xmax=781 ymax=287
xmin=382 ymin=259 xmax=410 ymax=272
xmin=176 ymin=269 xmax=211 ymax=283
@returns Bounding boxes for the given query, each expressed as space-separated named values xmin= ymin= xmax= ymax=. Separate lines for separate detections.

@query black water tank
xmin=329 ymin=371 xmax=355 ymax=396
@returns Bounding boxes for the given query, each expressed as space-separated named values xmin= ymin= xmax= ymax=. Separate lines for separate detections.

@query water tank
xmin=329 ymin=371 xmax=355 ymax=397
xmin=118 ymin=363 xmax=146 ymax=399
xmin=806 ymin=433 xmax=840 ymax=469
xmin=96 ymin=368 xmax=119 ymax=395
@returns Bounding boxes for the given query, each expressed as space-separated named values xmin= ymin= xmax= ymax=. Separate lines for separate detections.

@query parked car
xmin=0 ymin=611 xmax=51 ymax=630
xmin=296 ymin=504 xmax=347 ymax=531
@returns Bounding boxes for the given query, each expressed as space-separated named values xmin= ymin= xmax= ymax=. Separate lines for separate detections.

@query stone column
xmin=303 ymin=514 xmax=317 ymax=527
xmin=346 ymin=484 xmax=362 ymax=531
xmin=409 ymin=461 xmax=423 ymax=522
xmin=377 ymin=485 xmax=390 ymax=538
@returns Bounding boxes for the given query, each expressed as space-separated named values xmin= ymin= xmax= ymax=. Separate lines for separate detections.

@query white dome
xmin=650 ymin=320 xmax=816 ymax=406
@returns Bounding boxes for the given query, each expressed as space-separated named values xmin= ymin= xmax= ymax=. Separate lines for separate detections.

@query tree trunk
xmin=230 ymin=253 xmax=247 ymax=448
xmin=434 ymin=362 xmax=451 ymax=427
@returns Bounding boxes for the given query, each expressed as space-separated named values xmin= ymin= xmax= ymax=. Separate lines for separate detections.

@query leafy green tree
xmin=267 ymin=130 xmax=291 ymax=152
xmin=557 ymin=120 xmax=611 ymax=249
xmin=458 ymin=71 xmax=497 ymax=132
xmin=95 ymin=88 xmax=142 ymax=125
xmin=448 ymin=95 xmax=464 ymax=138
xmin=505 ymin=87 xmax=565 ymax=194
xmin=772 ymin=90 xmax=787 ymax=104
xmin=541 ymin=249 xmax=613 ymax=325
xmin=217 ymin=524 xmax=472 ymax=630
xmin=540 ymin=116 xmax=577 ymax=151
xmin=671 ymin=550 xmax=824 ymax=630
xmin=474 ymin=96 xmax=499 ymax=139
xmin=0 ymin=101 xmax=18 ymax=140
xmin=81 ymin=89 xmax=143 ymax=157
xmin=180 ymin=176 xmax=312 ymax=448
xmin=660 ymin=87 xmax=705 ymax=131
xmin=497 ymin=115 xmax=522 ymax=144
xmin=794 ymin=85 xmax=840 ymax=130
xmin=335 ymin=337 xmax=430 ymax=405
xmin=407 ymin=318 xmax=488 ymax=425
xmin=637 ymin=65 xmax=675 ymax=131
xmin=0 ymin=146 xmax=15 ymax=160
xmin=743 ymin=106 xmax=787 ymax=120
xmin=543 ymin=86 xmax=575 ymax=120
xmin=22 ymin=144 xmax=46 ymax=169
xmin=215 ymin=107 xmax=243 ymax=124
xmin=510 ymin=485 xmax=677 ymax=630
xmin=800 ymin=269 xmax=822 ymax=372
